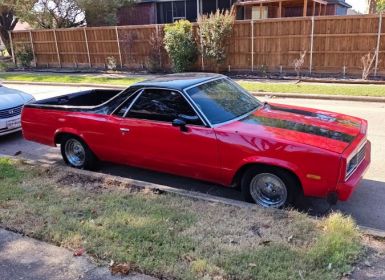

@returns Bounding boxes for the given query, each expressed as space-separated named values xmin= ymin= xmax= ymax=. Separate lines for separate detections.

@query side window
xmin=113 ymin=91 xmax=140 ymax=117
xmin=126 ymin=89 xmax=202 ymax=125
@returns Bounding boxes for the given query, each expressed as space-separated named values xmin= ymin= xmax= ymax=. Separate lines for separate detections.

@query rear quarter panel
xmin=21 ymin=107 xmax=121 ymax=162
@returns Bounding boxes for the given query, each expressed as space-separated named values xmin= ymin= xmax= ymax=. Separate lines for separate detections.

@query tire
xmin=60 ymin=135 xmax=98 ymax=170
xmin=241 ymin=166 xmax=300 ymax=208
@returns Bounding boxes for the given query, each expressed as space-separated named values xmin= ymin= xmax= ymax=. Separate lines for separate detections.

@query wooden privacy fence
xmin=9 ymin=14 xmax=385 ymax=76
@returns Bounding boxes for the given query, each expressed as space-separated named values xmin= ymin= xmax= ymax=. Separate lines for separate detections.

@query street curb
xmin=4 ymin=81 xmax=385 ymax=103
xmin=2 ymin=153 xmax=385 ymax=239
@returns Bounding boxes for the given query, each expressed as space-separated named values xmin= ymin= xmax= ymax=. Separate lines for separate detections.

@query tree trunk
xmin=0 ymin=7 xmax=18 ymax=55
xmin=369 ymin=0 xmax=378 ymax=13
xmin=0 ymin=28 xmax=11 ymax=55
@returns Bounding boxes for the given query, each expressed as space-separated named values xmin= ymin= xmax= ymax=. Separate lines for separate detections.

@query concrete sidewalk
xmin=0 ymin=228 xmax=156 ymax=280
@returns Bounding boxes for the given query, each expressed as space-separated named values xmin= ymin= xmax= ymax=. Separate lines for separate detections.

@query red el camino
xmin=21 ymin=74 xmax=371 ymax=208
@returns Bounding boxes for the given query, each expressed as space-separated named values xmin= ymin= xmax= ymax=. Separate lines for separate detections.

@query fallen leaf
xmin=248 ymin=263 xmax=257 ymax=267
xmin=110 ymin=262 xmax=131 ymax=275
xmin=73 ymin=248 xmax=85 ymax=257
xmin=364 ymin=260 xmax=372 ymax=267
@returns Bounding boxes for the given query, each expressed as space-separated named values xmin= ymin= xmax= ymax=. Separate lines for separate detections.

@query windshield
xmin=185 ymin=78 xmax=261 ymax=125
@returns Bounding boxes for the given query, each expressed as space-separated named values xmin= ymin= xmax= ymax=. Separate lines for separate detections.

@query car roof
xmin=133 ymin=73 xmax=225 ymax=91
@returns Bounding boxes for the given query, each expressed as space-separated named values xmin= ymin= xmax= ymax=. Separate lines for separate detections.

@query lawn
xmin=0 ymin=73 xmax=143 ymax=86
xmin=0 ymin=158 xmax=363 ymax=280
xmin=239 ymin=81 xmax=385 ymax=97
xmin=1 ymin=72 xmax=385 ymax=97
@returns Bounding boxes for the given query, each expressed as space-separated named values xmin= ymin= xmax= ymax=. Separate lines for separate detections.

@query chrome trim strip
xmin=122 ymin=89 xmax=144 ymax=118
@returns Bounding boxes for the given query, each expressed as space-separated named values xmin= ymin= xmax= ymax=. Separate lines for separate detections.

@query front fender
xmin=229 ymin=156 xmax=304 ymax=186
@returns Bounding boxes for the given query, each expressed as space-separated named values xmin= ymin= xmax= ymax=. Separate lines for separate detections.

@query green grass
xmin=0 ymin=159 xmax=363 ymax=280
xmin=0 ymin=73 xmax=143 ymax=86
xmin=1 ymin=72 xmax=385 ymax=97
xmin=239 ymin=81 xmax=385 ymax=97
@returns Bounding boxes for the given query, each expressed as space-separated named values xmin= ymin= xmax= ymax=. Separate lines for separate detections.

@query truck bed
xmin=33 ymin=89 xmax=122 ymax=107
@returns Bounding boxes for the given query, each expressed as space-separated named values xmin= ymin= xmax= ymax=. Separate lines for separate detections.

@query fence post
xmin=29 ymin=31 xmax=36 ymax=67
xmin=375 ymin=13 xmax=382 ymax=77
xmin=251 ymin=20 xmax=254 ymax=72
xmin=156 ymin=25 xmax=162 ymax=69
xmin=83 ymin=28 xmax=91 ymax=68
xmin=8 ymin=31 xmax=15 ymax=65
xmin=53 ymin=30 xmax=61 ymax=68
xmin=115 ymin=26 xmax=123 ymax=68
xmin=309 ymin=16 xmax=315 ymax=75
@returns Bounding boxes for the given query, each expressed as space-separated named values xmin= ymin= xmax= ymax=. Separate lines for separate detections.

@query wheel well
xmin=55 ymin=132 xmax=82 ymax=145
xmin=232 ymin=163 xmax=303 ymax=192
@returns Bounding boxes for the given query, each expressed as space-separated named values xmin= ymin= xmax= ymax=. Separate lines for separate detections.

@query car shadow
xmin=99 ymin=162 xmax=337 ymax=217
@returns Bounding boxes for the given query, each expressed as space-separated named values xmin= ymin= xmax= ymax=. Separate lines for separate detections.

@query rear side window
xmin=126 ymin=89 xmax=202 ymax=125
xmin=113 ymin=91 xmax=140 ymax=117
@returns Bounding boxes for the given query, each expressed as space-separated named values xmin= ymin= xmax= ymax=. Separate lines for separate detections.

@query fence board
xmin=10 ymin=14 xmax=385 ymax=76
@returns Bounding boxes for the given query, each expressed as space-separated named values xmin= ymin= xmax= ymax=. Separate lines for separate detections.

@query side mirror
xmin=172 ymin=118 xmax=188 ymax=132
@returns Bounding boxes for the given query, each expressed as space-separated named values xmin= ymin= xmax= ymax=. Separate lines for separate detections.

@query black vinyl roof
xmin=134 ymin=73 xmax=225 ymax=91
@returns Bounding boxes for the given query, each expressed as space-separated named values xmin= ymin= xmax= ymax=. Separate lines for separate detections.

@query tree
xmin=0 ymin=0 xmax=33 ymax=54
xmin=78 ymin=0 xmax=132 ymax=26
xmin=23 ymin=0 xmax=85 ymax=28
xmin=198 ymin=9 xmax=234 ymax=72
xmin=368 ymin=0 xmax=385 ymax=13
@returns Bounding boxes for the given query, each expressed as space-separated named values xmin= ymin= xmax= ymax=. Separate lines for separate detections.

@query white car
xmin=0 ymin=85 xmax=35 ymax=136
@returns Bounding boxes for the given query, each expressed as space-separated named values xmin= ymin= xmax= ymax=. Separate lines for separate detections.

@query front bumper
xmin=0 ymin=115 xmax=22 ymax=136
xmin=336 ymin=140 xmax=371 ymax=201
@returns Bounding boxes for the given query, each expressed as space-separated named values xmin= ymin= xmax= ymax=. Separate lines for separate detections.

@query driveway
xmin=1 ymin=84 xmax=385 ymax=231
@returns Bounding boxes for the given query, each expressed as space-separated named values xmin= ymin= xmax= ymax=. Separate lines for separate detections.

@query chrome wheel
xmin=250 ymin=173 xmax=288 ymax=208
xmin=64 ymin=139 xmax=85 ymax=167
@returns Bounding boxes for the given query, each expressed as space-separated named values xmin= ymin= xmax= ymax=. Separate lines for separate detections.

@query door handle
xmin=120 ymin=128 xmax=130 ymax=134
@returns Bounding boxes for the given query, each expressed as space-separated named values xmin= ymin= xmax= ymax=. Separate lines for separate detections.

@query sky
xmin=346 ymin=0 xmax=368 ymax=13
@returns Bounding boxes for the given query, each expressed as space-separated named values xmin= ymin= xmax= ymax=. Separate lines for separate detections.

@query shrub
xmin=15 ymin=45 xmax=34 ymax=68
xmin=0 ymin=60 xmax=11 ymax=72
xmin=147 ymin=31 xmax=164 ymax=73
xmin=292 ymin=50 xmax=307 ymax=78
xmin=361 ymin=51 xmax=376 ymax=80
xmin=198 ymin=9 xmax=234 ymax=72
xmin=163 ymin=20 xmax=198 ymax=72
xmin=106 ymin=56 xmax=118 ymax=71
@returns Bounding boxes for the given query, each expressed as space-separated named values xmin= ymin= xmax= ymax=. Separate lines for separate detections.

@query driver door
xmin=118 ymin=88 xmax=222 ymax=183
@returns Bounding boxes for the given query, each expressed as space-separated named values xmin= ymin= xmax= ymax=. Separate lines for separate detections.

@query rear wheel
xmin=241 ymin=167 xmax=299 ymax=208
xmin=60 ymin=136 xmax=98 ymax=170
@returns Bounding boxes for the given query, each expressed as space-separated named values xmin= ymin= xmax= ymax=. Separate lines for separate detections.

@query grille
xmin=0 ymin=105 xmax=23 ymax=119
xmin=346 ymin=143 xmax=366 ymax=180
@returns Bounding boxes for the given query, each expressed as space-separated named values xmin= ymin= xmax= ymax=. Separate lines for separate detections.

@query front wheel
xmin=241 ymin=167 xmax=299 ymax=208
xmin=60 ymin=136 xmax=98 ymax=170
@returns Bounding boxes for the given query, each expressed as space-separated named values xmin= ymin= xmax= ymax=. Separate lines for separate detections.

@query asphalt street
xmin=1 ymin=83 xmax=385 ymax=231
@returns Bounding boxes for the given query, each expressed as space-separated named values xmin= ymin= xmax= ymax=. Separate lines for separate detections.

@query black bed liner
xmin=24 ymin=88 xmax=139 ymax=115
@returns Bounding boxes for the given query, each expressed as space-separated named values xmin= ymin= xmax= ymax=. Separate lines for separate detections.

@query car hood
xmin=222 ymin=102 xmax=363 ymax=154
xmin=0 ymin=86 xmax=34 ymax=110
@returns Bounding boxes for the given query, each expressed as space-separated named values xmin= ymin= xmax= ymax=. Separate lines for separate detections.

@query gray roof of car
xmin=133 ymin=73 xmax=225 ymax=91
